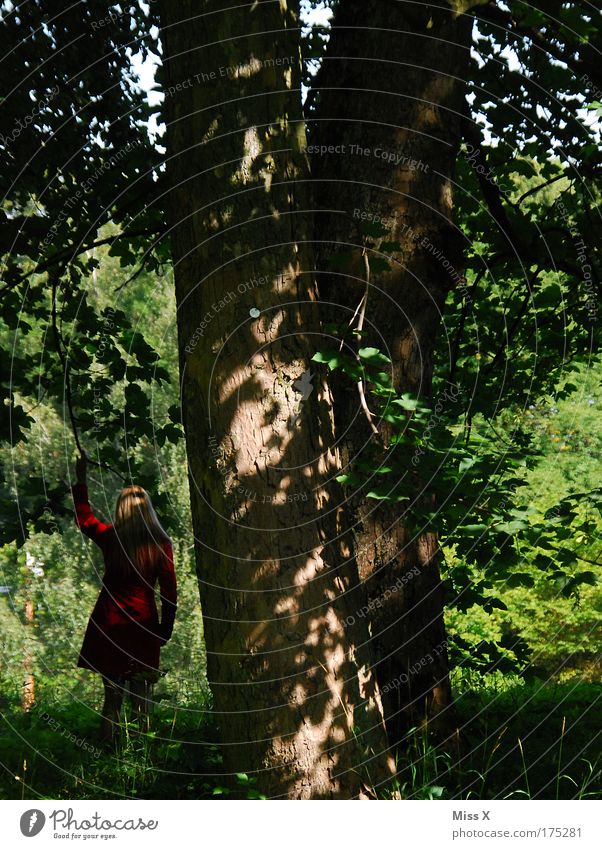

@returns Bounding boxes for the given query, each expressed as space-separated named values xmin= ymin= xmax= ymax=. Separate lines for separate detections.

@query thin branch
xmin=462 ymin=114 xmax=527 ymax=262
xmin=356 ymin=246 xmax=379 ymax=436
xmin=1 ymin=227 xmax=164 ymax=294
xmin=448 ymin=263 xmax=491 ymax=383
xmin=338 ymin=289 xmax=367 ymax=352
xmin=113 ymin=244 xmax=162 ymax=292
xmin=22 ymin=389 xmax=48 ymax=417
xmin=474 ymin=3 xmax=601 ymax=92
xmin=49 ymin=270 xmax=126 ymax=482
xmin=50 ymin=271 xmax=82 ymax=455
xmin=483 ymin=266 xmax=542 ymax=376
xmin=485 ymin=419 xmax=518 ymax=449
xmin=545 ymin=543 xmax=602 ymax=570
xmin=515 ymin=173 xmax=570 ymax=207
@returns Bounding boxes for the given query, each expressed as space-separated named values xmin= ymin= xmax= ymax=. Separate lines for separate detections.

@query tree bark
xmin=309 ymin=0 xmax=472 ymax=745
xmin=158 ymin=0 xmax=395 ymax=798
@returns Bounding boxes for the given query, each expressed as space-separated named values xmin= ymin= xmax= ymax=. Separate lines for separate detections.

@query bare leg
xmin=128 ymin=674 xmax=154 ymax=734
xmin=100 ymin=676 xmax=124 ymax=744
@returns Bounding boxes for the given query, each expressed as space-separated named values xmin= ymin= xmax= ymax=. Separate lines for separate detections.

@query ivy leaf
xmin=358 ymin=347 xmax=391 ymax=365
xmin=311 ymin=349 xmax=345 ymax=370
xmin=366 ymin=487 xmax=409 ymax=502
xmin=391 ymin=394 xmax=420 ymax=411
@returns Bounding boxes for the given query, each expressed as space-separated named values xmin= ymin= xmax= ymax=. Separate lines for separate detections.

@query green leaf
xmin=457 ymin=523 xmax=488 ymax=533
xmin=358 ymin=347 xmax=391 ymax=365
xmin=336 ymin=472 xmax=363 ymax=486
xmin=391 ymin=394 xmax=420 ymax=411
xmin=494 ymin=519 xmax=530 ymax=535
xmin=505 ymin=573 xmax=535 ymax=589
xmin=366 ymin=487 xmax=409 ymax=502
xmin=311 ymin=349 xmax=345 ymax=370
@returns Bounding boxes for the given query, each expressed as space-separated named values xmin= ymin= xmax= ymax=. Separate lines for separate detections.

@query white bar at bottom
xmin=1 ymin=799 xmax=600 ymax=848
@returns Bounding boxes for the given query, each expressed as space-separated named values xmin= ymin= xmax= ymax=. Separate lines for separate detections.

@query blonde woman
xmin=72 ymin=451 xmax=177 ymax=744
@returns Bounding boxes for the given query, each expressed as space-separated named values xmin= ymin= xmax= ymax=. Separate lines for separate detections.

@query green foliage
xmin=0 ymin=695 xmax=268 ymax=799
xmin=0 ymin=1 xmax=169 ymax=545
xmin=0 ymin=251 xmax=204 ymax=793
xmin=0 ymin=233 xmax=184 ymax=548
xmin=313 ymin=225 xmax=601 ymax=678
xmin=384 ymin=677 xmax=601 ymax=800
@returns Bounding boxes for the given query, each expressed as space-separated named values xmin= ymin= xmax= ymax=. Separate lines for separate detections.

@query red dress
xmin=72 ymin=483 xmax=177 ymax=679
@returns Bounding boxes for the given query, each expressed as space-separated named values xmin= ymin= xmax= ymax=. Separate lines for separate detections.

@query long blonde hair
xmin=113 ymin=485 xmax=170 ymax=578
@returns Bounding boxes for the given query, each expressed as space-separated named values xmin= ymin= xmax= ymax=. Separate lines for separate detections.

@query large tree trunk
xmin=309 ymin=0 xmax=472 ymax=746
xmin=158 ymin=0 xmax=395 ymax=798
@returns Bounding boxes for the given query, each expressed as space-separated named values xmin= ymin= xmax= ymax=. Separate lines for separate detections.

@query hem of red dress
xmin=77 ymin=659 xmax=159 ymax=677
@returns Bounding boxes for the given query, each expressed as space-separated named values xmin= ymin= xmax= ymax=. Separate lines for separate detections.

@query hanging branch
xmin=332 ymin=235 xmax=379 ymax=436
xmin=356 ymin=246 xmax=379 ymax=436
xmin=50 ymin=270 xmax=82 ymax=455
xmin=337 ymin=288 xmax=367 ymax=352
xmin=448 ymin=262 xmax=491 ymax=384
xmin=114 ymin=244 xmax=164 ymax=292
xmin=1 ymin=226 xmax=164 ymax=295
xmin=49 ymin=270 xmax=127 ymax=482
xmin=484 ymin=265 xmax=542 ymax=376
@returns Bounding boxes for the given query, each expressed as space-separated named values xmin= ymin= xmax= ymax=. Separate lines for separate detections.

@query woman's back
xmin=72 ymin=479 xmax=177 ymax=678
xmin=102 ymin=530 xmax=171 ymax=594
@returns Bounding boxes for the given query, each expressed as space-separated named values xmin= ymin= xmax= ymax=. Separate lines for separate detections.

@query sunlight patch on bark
xmin=248 ymin=620 xmax=268 ymax=646
xmin=232 ymin=126 xmax=261 ymax=185
xmin=202 ymin=117 xmax=220 ymax=144
xmin=274 ymin=595 xmax=298 ymax=615
xmin=292 ymin=550 xmax=323 ymax=587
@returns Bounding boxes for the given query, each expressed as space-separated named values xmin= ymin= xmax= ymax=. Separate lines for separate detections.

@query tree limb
xmin=1 ymin=227 xmax=165 ymax=294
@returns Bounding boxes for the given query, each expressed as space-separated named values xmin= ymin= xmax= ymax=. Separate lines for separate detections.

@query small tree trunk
xmin=159 ymin=0 xmax=395 ymax=798
xmin=310 ymin=0 xmax=472 ymax=745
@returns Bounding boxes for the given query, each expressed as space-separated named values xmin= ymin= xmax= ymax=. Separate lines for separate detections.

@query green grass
xmin=1 ymin=675 xmax=599 ymax=800
xmin=0 ymin=690 xmax=264 ymax=800
xmin=393 ymin=676 xmax=601 ymax=800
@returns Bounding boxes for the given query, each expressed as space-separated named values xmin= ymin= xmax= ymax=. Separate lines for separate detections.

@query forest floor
xmin=396 ymin=676 xmax=600 ymax=799
xmin=0 ymin=674 xmax=599 ymax=800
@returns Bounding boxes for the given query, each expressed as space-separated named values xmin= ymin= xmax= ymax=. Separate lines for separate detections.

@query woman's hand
xmin=75 ymin=451 xmax=88 ymax=484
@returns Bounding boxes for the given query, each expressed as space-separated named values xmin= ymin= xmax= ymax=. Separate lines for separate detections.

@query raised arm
xmin=157 ymin=540 xmax=177 ymax=645
xmin=72 ymin=452 xmax=112 ymax=545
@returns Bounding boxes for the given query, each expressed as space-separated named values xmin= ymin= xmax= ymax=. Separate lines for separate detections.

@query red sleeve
xmin=158 ymin=541 xmax=177 ymax=643
xmin=71 ymin=483 xmax=112 ymax=546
